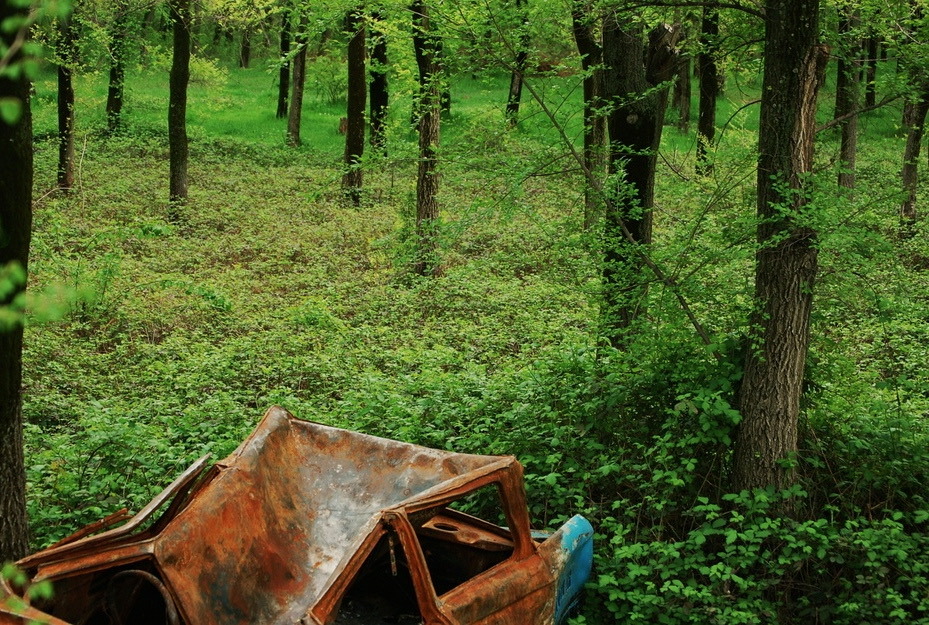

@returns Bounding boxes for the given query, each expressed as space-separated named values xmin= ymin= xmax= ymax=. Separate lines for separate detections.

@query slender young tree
xmin=864 ymin=36 xmax=878 ymax=108
xmin=57 ymin=9 xmax=77 ymax=191
xmin=169 ymin=0 xmax=191 ymax=206
xmin=0 ymin=0 xmax=33 ymax=563
xmin=504 ymin=0 xmax=530 ymax=126
xmin=571 ymin=3 xmax=606 ymax=229
xmin=342 ymin=8 xmax=366 ymax=205
xmin=696 ymin=6 xmax=719 ymax=173
xmin=733 ymin=0 xmax=827 ymax=493
xmin=900 ymin=85 xmax=929 ymax=223
xmin=600 ymin=15 xmax=679 ymax=345
xmin=369 ymin=10 xmax=389 ymax=153
xmin=673 ymin=50 xmax=691 ymax=133
xmin=412 ymin=0 xmax=441 ymax=276
xmin=106 ymin=0 xmax=130 ymax=132
xmin=240 ymin=27 xmax=251 ymax=68
xmin=287 ymin=15 xmax=308 ymax=146
xmin=834 ymin=9 xmax=860 ymax=190
xmin=277 ymin=10 xmax=291 ymax=119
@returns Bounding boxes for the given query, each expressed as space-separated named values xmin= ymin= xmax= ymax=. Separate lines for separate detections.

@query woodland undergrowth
xmin=19 ymin=63 xmax=929 ymax=624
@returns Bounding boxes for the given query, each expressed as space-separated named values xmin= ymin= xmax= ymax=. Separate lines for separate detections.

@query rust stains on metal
xmin=9 ymin=406 xmax=592 ymax=625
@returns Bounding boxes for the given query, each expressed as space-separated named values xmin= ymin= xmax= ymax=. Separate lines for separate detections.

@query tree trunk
xmin=342 ymin=9 xmax=366 ymax=206
xmin=834 ymin=12 xmax=860 ymax=190
xmin=571 ymin=4 xmax=606 ymax=229
xmin=504 ymin=0 xmax=530 ymax=126
xmin=168 ymin=0 xmax=191 ymax=206
xmin=412 ymin=0 xmax=441 ymax=276
xmin=287 ymin=17 xmax=308 ymax=147
xmin=0 ymin=0 xmax=33 ymax=563
xmin=696 ymin=6 xmax=718 ymax=174
xmin=673 ymin=53 xmax=691 ymax=133
xmin=369 ymin=11 xmax=389 ymax=154
xmin=900 ymin=88 xmax=929 ymax=224
xmin=277 ymin=12 xmax=291 ymax=119
xmin=864 ymin=36 xmax=877 ymax=108
xmin=57 ymin=12 xmax=76 ymax=191
xmin=733 ymin=0 xmax=826 ymax=493
xmin=601 ymin=17 xmax=678 ymax=346
xmin=106 ymin=1 xmax=129 ymax=132
xmin=240 ymin=28 xmax=251 ymax=68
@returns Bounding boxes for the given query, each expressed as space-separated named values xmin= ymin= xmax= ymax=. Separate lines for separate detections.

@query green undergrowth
xmin=19 ymin=53 xmax=929 ymax=624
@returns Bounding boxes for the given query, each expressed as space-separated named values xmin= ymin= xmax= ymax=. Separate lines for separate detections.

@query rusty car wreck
xmin=3 ymin=406 xmax=593 ymax=625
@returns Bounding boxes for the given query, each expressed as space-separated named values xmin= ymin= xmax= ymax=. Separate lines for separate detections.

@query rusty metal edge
xmin=19 ymin=455 xmax=211 ymax=570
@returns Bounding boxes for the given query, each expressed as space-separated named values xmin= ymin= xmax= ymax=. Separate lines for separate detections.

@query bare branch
xmin=617 ymin=0 xmax=764 ymax=20
xmin=816 ymin=95 xmax=902 ymax=133
xmin=519 ymin=76 xmax=722 ymax=360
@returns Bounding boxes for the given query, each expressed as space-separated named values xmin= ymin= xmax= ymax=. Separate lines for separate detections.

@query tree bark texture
xmin=240 ymin=28 xmax=252 ymax=68
xmin=287 ymin=17 xmax=308 ymax=147
xmin=168 ymin=0 xmax=191 ymax=205
xmin=369 ymin=12 xmax=389 ymax=153
xmin=0 ymin=0 xmax=33 ymax=562
xmin=504 ymin=0 xmax=530 ymax=125
xmin=106 ymin=1 xmax=129 ymax=132
xmin=673 ymin=53 xmax=691 ymax=133
xmin=834 ymin=13 xmax=860 ymax=190
xmin=57 ymin=12 xmax=76 ymax=191
xmin=900 ymin=89 xmax=929 ymax=223
xmin=864 ymin=36 xmax=877 ymax=108
xmin=696 ymin=7 xmax=718 ymax=173
xmin=277 ymin=13 xmax=291 ymax=119
xmin=733 ymin=0 xmax=826 ymax=493
xmin=412 ymin=0 xmax=441 ymax=276
xmin=342 ymin=9 xmax=366 ymax=206
xmin=601 ymin=16 xmax=678 ymax=345
xmin=571 ymin=5 xmax=606 ymax=229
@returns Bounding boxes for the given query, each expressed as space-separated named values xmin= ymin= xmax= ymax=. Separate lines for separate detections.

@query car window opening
xmin=413 ymin=483 xmax=516 ymax=596
xmin=33 ymin=562 xmax=181 ymax=625
xmin=333 ymin=532 xmax=423 ymax=625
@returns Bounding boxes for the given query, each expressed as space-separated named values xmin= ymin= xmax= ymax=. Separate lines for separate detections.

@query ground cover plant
xmin=3 ymin=1 xmax=929 ymax=623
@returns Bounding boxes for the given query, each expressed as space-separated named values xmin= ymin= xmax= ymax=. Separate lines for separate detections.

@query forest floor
xmin=19 ymin=60 xmax=929 ymax=623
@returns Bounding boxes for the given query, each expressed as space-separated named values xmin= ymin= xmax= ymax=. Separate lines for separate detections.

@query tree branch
xmin=816 ymin=95 xmax=901 ymax=132
xmin=520 ymin=76 xmax=722 ymax=360
xmin=616 ymin=0 xmax=764 ymax=20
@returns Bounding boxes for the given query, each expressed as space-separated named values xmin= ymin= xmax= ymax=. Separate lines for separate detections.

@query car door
xmin=393 ymin=481 xmax=559 ymax=625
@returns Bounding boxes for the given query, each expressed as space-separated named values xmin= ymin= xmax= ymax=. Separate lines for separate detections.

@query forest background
xmin=2 ymin=0 xmax=929 ymax=622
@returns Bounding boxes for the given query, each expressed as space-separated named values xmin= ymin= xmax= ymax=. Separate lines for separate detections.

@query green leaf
xmin=0 ymin=97 xmax=22 ymax=124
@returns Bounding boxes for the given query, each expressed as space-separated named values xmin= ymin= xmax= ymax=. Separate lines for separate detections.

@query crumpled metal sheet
xmin=11 ymin=406 xmax=592 ymax=625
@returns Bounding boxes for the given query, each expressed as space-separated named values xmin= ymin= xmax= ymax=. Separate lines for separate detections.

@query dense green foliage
xmin=15 ymin=15 xmax=929 ymax=625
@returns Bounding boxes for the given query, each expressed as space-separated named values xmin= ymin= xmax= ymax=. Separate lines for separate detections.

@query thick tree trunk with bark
xmin=696 ymin=7 xmax=718 ymax=173
xmin=287 ymin=17 xmax=308 ymax=147
xmin=0 ymin=1 xmax=33 ymax=563
xmin=601 ymin=17 xmax=678 ymax=345
xmin=834 ymin=13 xmax=860 ymax=189
xmin=505 ymin=0 xmax=530 ymax=125
xmin=901 ymin=88 xmax=929 ymax=224
xmin=106 ymin=1 xmax=129 ymax=132
xmin=733 ymin=0 xmax=826 ymax=493
xmin=571 ymin=5 xmax=606 ymax=229
xmin=169 ymin=0 xmax=191 ymax=206
xmin=57 ymin=13 xmax=76 ymax=191
xmin=369 ymin=12 xmax=389 ymax=153
xmin=342 ymin=9 xmax=366 ymax=206
xmin=412 ymin=0 xmax=441 ymax=276
xmin=277 ymin=13 xmax=291 ymax=119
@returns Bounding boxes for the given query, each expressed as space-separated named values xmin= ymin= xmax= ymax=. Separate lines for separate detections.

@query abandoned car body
xmin=5 ymin=406 xmax=593 ymax=625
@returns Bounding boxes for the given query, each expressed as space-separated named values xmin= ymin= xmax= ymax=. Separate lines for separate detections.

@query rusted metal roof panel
xmin=13 ymin=406 xmax=592 ymax=625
